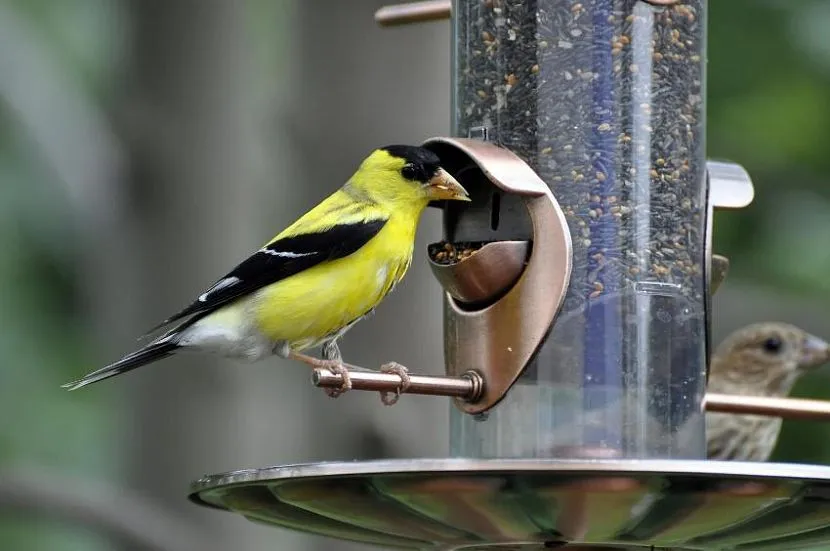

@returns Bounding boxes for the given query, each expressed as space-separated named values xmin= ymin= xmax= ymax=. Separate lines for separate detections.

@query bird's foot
xmin=322 ymin=360 xmax=352 ymax=398
xmin=289 ymin=351 xmax=351 ymax=397
xmin=379 ymin=362 xmax=411 ymax=406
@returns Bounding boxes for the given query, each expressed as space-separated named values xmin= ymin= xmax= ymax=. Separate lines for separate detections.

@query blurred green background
xmin=1 ymin=0 xmax=829 ymax=550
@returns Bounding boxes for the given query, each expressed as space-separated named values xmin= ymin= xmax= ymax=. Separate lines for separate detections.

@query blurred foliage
xmin=0 ymin=0 xmax=121 ymax=456
xmin=710 ymin=0 xmax=830 ymax=295
xmin=0 ymin=1 xmax=124 ymax=550
xmin=0 ymin=0 xmax=829 ymax=549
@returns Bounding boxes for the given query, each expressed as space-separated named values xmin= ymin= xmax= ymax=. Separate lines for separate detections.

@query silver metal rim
xmin=190 ymin=458 xmax=830 ymax=501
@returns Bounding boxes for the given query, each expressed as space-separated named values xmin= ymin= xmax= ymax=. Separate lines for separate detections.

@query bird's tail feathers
xmin=62 ymin=339 xmax=178 ymax=391
xmin=137 ymin=317 xmax=179 ymax=342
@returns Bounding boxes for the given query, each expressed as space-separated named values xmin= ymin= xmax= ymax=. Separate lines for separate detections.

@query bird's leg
xmin=321 ymin=339 xmax=342 ymax=362
xmin=379 ymin=362 xmax=411 ymax=406
xmin=320 ymin=340 xmax=351 ymax=398
xmin=288 ymin=349 xmax=351 ymax=397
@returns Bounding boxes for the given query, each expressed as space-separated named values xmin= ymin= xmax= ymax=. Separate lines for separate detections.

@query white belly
xmin=176 ymin=300 xmax=276 ymax=361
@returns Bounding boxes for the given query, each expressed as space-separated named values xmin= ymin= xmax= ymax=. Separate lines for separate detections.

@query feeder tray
xmin=191 ymin=458 xmax=830 ymax=550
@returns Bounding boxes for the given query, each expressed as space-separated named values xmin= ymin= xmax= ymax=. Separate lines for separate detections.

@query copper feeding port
xmin=422 ymin=137 xmax=574 ymax=415
xmin=427 ymin=240 xmax=529 ymax=306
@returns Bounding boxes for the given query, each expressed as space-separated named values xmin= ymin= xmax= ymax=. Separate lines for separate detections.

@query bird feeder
xmin=190 ymin=1 xmax=830 ymax=549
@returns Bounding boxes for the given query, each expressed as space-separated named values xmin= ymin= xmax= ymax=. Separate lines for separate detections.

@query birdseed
xmin=428 ymin=241 xmax=484 ymax=265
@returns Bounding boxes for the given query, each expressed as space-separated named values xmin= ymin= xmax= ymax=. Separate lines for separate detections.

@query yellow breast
xmin=252 ymin=215 xmax=416 ymax=349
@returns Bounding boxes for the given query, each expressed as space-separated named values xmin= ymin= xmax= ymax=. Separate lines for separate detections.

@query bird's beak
xmin=425 ymin=168 xmax=470 ymax=202
xmin=800 ymin=333 xmax=830 ymax=368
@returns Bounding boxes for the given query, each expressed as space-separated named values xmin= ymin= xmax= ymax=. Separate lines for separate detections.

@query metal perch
xmin=313 ymin=366 xmax=830 ymax=422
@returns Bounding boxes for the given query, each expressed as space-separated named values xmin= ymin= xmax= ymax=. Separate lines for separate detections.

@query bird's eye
xmin=401 ymin=163 xmax=418 ymax=180
xmin=762 ymin=337 xmax=783 ymax=353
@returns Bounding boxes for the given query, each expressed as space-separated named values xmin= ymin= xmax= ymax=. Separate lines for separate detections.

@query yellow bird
xmin=63 ymin=145 xmax=469 ymax=404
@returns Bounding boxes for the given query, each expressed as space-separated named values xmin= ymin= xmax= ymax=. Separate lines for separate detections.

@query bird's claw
xmin=379 ymin=362 xmax=410 ymax=406
xmin=323 ymin=361 xmax=351 ymax=398
xmin=289 ymin=350 xmax=351 ymax=398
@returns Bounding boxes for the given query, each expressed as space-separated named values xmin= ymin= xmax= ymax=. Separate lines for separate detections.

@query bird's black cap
xmin=381 ymin=144 xmax=441 ymax=183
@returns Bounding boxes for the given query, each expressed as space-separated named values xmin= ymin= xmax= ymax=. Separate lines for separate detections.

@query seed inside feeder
xmin=451 ymin=0 xmax=708 ymax=459
xmin=428 ymin=240 xmax=531 ymax=306
xmin=428 ymin=241 xmax=485 ymax=265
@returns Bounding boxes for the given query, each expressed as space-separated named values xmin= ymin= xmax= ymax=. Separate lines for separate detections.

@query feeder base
xmin=190 ymin=459 xmax=830 ymax=550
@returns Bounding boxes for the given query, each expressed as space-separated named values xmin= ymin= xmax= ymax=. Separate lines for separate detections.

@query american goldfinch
xmin=706 ymin=322 xmax=829 ymax=461
xmin=63 ymin=145 xmax=469 ymax=402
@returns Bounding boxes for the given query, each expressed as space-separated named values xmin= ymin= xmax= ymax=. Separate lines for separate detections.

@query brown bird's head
xmin=709 ymin=322 xmax=830 ymax=397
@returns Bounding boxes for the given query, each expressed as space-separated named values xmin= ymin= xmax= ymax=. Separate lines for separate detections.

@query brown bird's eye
xmin=762 ymin=337 xmax=783 ymax=353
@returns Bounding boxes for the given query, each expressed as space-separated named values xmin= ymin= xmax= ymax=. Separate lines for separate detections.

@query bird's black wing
xmin=145 ymin=218 xmax=387 ymax=334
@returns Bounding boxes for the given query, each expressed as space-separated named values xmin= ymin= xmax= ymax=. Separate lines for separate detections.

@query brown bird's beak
xmin=425 ymin=168 xmax=470 ymax=202
xmin=800 ymin=333 xmax=830 ymax=368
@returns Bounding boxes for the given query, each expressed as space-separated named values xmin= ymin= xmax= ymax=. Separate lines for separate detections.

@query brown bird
xmin=706 ymin=322 xmax=830 ymax=461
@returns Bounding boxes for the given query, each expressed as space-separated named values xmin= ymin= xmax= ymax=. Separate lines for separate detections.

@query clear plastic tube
xmin=450 ymin=0 xmax=707 ymax=459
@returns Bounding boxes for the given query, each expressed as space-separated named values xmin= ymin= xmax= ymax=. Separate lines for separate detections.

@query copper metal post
xmin=313 ymin=367 xmax=830 ymax=422
xmin=706 ymin=393 xmax=830 ymax=422
xmin=374 ymin=1 xmax=451 ymax=26
xmin=374 ymin=1 xmax=679 ymax=27
xmin=312 ymin=368 xmax=483 ymax=401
